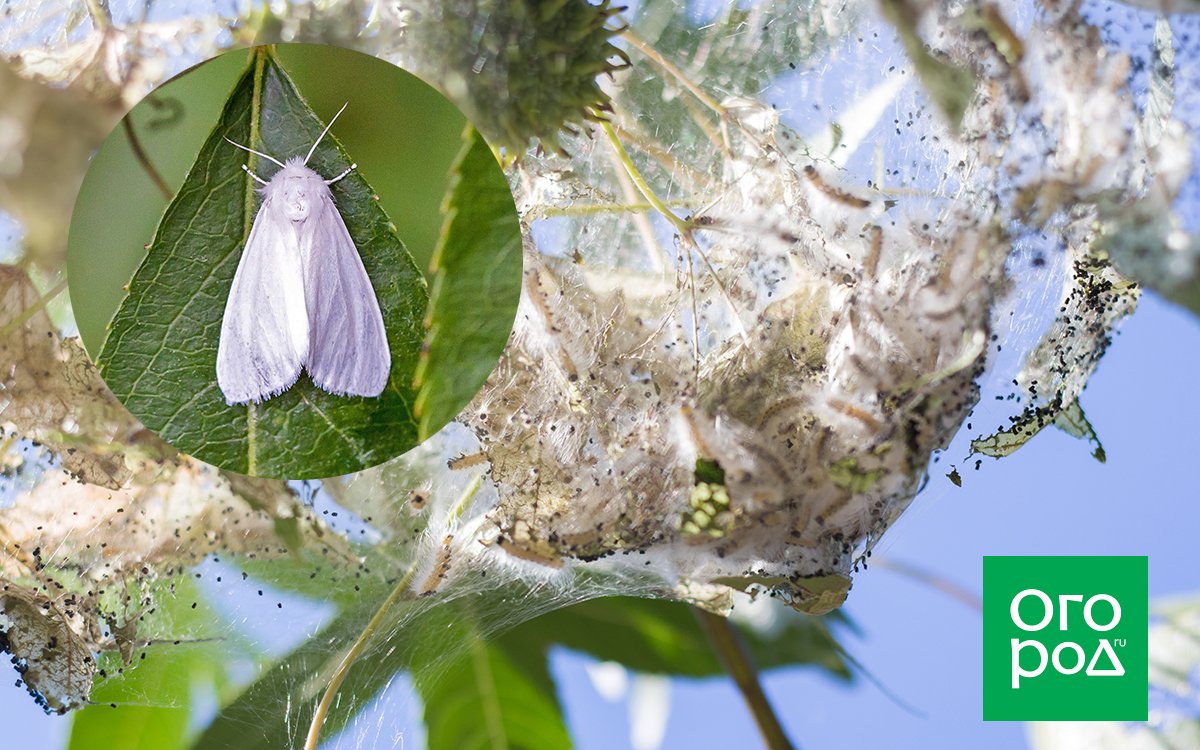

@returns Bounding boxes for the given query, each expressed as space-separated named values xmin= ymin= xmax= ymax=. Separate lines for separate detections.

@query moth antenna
xmin=325 ymin=163 xmax=357 ymax=185
xmin=305 ymin=102 xmax=349 ymax=165
xmin=223 ymin=136 xmax=285 ymax=168
xmin=242 ymin=163 xmax=268 ymax=185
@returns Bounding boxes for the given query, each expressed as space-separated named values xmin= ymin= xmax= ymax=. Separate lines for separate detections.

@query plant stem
xmin=242 ymin=47 xmax=269 ymax=476
xmin=303 ymin=564 xmax=418 ymax=750
xmin=598 ymin=120 xmax=693 ymax=239
xmin=304 ymin=479 xmax=480 ymax=750
xmin=621 ymin=29 xmax=731 ymax=153
xmin=122 ymin=118 xmax=173 ymax=201
xmin=598 ymin=118 xmax=750 ymax=349
xmin=693 ymin=607 xmax=797 ymax=750
xmin=82 ymin=0 xmax=112 ymax=29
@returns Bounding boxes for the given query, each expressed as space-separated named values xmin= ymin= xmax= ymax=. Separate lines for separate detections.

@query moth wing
xmin=302 ymin=188 xmax=391 ymax=397
xmin=216 ymin=196 xmax=308 ymax=405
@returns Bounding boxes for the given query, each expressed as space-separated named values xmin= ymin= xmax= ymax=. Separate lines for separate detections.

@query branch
xmin=693 ymin=606 xmax=796 ymax=750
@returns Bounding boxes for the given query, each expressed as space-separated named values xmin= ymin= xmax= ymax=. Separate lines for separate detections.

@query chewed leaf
xmin=1054 ymin=400 xmax=1106 ymax=463
xmin=970 ymin=398 xmax=1105 ymax=463
xmin=66 ymin=579 xmax=225 ymax=750
xmin=970 ymin=414 xmax=1045 ymax=459
xmin=974 ymin=251 xmax=1135 ymax=463
xmin=97 ymin=48 xmax=428 ymax=478
xmin=413 ymin=127 xmax=522 ymax=439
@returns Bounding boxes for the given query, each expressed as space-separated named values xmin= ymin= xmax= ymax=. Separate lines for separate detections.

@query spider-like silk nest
xmin=393 ymin=0 xmax=1175 ymax=613
xmin=0 ymin=0 xmax=1194 ymax=716
xmin=444 ymin=129 xmax=1003 ymax=614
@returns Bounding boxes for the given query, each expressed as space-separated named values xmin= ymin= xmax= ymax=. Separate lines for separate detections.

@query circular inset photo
xmin=68 ymin=45 xmax=522 ymax=480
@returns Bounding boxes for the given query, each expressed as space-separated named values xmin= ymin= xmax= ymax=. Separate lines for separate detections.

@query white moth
xmin=216 ymin=104 xmax=390 ymax=405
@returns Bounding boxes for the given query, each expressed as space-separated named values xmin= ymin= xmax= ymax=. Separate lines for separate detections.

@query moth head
xmin=273 ymin=161 xmax=325 ymax=222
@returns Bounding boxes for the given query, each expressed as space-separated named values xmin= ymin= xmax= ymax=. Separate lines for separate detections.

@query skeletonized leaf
xmin=0 ymin=584 xmax=98 ymax=715
xmin=0 ymin=463 xmax=353 ymax=583
xmin=0 ymin=265 xmax=167 ymax=488
xmin=66 ymin=579 xmax=227 ymax=750
xmin=972 ymin=255 xmax=1136 ymax=462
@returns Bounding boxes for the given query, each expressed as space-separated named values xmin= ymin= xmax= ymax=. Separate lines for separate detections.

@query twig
xmin=621 ymin=29 xmax=732 ymax=153
xmin=622 ymin=31 xmax=724 ymax=113
xmin=82 ymin=0 xmax=112 ymax=29
xmin=601 ymin=125 xmax=671 ymax=272
xmin=122 ymin=118 xmax=173 ymax=201
xmin=599 ymin=120 xmax=750 ymax=346
xmin=303 ymin=564 xmax=418 ymax=750
xmin=693 ymin=607 xmax=796 ymax=750
xmin=872 ymin=557 xmax=982 ymax=612
xmin=535 ymin=202 xmax=671 ymax=217
xmin=611 ymin=120 xmax=716 ymax=190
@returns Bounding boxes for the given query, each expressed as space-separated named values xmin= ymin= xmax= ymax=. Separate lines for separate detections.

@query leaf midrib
xmin=243 ymin=47 xmax=268 ymax=475
xmin=469 ymin=634 xmax=510 ymax=750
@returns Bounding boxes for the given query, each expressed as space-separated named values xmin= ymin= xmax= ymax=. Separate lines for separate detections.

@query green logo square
xmin=983 ymin=556 xmax=1148 ymax=721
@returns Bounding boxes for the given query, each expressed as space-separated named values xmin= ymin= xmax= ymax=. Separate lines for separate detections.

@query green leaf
xmin=519 ymin=596 xmax=850 ymax=679
xmin=191 ymin=589 xmax=847 ymax=749
xmin=693 ymin=457 xmax=726 ymax=485
xmin=192 ymin=564 xmax=420 ymax=750
xmin=68 ymin=580 xmax=225 ymax=750
xmin=97 ymin=47 xmax=428 ymax=479
xmin=414 ymin=127 xmax=522 ymax=439
xmin=69 ymin=657 xmax=193 ymax=750
xmin=633 ymin=0 xmax=845 ymax=110
xmin=417 ymin=611 xmax=571 ymax=750
xmin=189 ymin=597 xmax=390 ymax=750
xmin=192 ymin=588 xmax=569 ymax=750
xmin=230 ymin=553 xmax=379 ymax=608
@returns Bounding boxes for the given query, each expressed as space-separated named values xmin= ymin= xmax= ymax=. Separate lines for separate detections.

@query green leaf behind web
xmin=67 ymin=580 xmax=226 ymax=750
xmin=190 ymin=589 xmax=848 ymax=750
xmin=416 ymin=611 xmax=571 ymax=750
xmin=189 ymin=597 xmax=390 ymax=750
xmin=97 ymin=47 xmax=427 ymax=479
xmin=522 ymin=596 xmax=851 ymax=679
